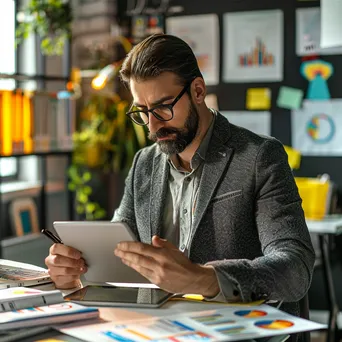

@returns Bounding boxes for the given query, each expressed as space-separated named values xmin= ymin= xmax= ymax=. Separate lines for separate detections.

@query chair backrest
xmin=299 ymin=294 xmax=310 ymax=342
xmin=9 ymin=197 xmax=39 ymax=236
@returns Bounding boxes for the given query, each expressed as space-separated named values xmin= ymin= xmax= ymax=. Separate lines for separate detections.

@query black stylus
xmin=41 ymin=229 xmax=63 ymax=244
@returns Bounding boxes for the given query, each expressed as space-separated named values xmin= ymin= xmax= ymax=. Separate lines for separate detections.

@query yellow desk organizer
xmin=295 ymin=176 xmax=332 ymax=220
xmin=284 ymin=145 xmax=332 ymax=220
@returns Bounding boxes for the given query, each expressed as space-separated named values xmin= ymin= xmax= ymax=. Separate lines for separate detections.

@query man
xmin=45 ymin=34 xmax=314 ymax=320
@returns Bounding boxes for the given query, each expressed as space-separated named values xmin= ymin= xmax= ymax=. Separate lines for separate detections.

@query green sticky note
xmin=277 ymin=86 xmax=304 ymax=110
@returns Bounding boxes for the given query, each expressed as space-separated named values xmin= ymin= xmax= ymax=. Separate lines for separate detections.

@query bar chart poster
xmin=223 ymin=10 xmax=283 ymax=82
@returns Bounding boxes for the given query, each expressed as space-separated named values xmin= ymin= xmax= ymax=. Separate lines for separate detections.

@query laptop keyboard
xmin=0 ymin=266 xmax=49 ymax=281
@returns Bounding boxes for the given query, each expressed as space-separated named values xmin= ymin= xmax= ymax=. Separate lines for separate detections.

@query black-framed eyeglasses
xmin=126 ymin=81 xmax=192 ymax=126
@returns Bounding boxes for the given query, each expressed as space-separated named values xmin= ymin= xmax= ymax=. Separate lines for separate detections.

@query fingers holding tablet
xmin=45 ymin=243 xmax=87 ymax=289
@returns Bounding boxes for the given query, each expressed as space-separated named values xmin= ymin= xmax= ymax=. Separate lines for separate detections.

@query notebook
xmin=0 ymin=301 xmax=99 ymax=330
xmin=0 ymin=287 xmax=63 ymax=312
xmin=0 ymin=259 xmax=52 ymax=289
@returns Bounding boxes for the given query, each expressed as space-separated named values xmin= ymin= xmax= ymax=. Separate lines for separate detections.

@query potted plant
xmin=16 ymin=0 xmax=72 ymax=56
xmin=68 ymin=93 xmax=148 ymax=220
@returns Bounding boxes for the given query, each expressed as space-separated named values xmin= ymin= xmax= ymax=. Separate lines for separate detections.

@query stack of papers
xmin=60 ymin=304 xmax=326 ymax=341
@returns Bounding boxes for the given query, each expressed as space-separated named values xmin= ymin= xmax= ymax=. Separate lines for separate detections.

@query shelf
xmin=1 ymin=233 xmax=43 ymax=248
xmin=0 ymin=73 xmax=69 ymax=82
xmin=0 ymin=150 xmax=73 ymax=158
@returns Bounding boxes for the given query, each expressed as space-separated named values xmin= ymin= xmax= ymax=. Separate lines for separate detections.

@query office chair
xmin=299 ymin=293 xmax=310 ymax=342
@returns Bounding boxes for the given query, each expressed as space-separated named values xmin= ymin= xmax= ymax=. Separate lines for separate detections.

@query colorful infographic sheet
xmin=60 ymin=304 xmax=325 ymax=342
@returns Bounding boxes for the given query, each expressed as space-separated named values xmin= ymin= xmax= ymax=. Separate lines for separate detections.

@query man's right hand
xmin=45 ymin=243 xmax=87 ymax=289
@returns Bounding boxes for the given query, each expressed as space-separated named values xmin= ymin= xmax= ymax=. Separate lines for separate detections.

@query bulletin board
xmin=167 ymin=0 xmax=342 ymax=187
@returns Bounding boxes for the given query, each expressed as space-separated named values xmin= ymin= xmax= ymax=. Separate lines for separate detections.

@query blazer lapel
xmin=191 ymin=114 xmax=234 ymax=244
xmin=150 ymin=152 xmax=169 ymax=239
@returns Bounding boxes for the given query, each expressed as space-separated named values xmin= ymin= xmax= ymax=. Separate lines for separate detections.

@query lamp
xmin=90 ymin=36 xmax=132 ymax=90
xmin=91 ymin=61 xmax=122 ymax=90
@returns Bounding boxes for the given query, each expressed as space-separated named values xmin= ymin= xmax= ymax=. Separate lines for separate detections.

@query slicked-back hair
xmin=120 ymin=34 xmax=203 ymax=88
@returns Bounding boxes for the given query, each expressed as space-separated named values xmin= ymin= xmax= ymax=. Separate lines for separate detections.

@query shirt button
xmin=180 ymin=244 xmax=186 ymax=250
xmin=183 ymin=209 xmax=188 ymax=214
xmin=185 ymin=177 xmax=191 ymax=182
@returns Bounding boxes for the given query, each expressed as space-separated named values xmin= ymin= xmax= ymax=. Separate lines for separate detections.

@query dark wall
xmin=168 ymin=0 xmax=342 ymax=187
xmin=168 ymin=0 xmax=342 ymax=311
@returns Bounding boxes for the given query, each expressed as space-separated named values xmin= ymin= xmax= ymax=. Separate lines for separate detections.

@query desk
xmin=35 ymin=283 xmax=289 ymax=342
xmin=306 ymin=216 xmax=342 ymax=342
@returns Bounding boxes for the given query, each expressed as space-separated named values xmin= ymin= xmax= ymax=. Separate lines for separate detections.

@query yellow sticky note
xmin=284 ymin=145 xmax=301 ymax=170
xmin=175 ymin=294 xmax=265 ymax=306
xmin=246 ymin=88 xmax=271 ymax=110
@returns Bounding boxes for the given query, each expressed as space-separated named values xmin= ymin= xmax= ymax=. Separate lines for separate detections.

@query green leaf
xmin=83 ymin=185 xmax=92 ymax=195
xmin=68 ymin=183 xmax=76 ymax=191
xmin=86 ymin=203 xmax=96 ymax=213
xmin=77 ymin=192 xmax=88 ymax=204
xmin=94 ymin=209 xmax=107 ymax=219
xmin=76 ymin=205 xmax=84 ymax=214
xmin=83 ymin=172 xmax=92 ymax=182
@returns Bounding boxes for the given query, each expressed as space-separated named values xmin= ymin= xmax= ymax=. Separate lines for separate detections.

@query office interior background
xmin=0 ymin=0 xmax=342 ymax=338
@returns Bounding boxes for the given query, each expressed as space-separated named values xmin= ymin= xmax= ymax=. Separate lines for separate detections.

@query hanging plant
xmin=16 ymin=0 xmax=73 ymax=56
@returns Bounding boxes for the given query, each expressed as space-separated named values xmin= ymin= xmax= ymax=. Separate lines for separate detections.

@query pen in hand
xmin=41 ymin=229 xmax=63 ymax=244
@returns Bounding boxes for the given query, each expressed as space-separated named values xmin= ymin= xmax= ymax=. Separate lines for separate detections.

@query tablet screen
xmin=64 ymin=286 xmax=172 ymax=306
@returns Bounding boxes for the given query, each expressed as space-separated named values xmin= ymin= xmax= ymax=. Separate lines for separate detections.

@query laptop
xmin=0 ymin=259 xmax=52 ymax=289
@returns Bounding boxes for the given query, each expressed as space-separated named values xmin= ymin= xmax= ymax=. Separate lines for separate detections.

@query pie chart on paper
xmin=234 ymin=310 xmax=267 ymax=318
xmin=255 ymin=319 xmax=294 ymax=329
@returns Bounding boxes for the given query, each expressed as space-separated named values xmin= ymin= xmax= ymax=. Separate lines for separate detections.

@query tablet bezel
xmin=53 ymin=221 xmax=150 ymax=284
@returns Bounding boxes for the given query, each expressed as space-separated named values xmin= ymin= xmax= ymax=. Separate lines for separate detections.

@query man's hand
xmin=114 ymin=235 xmax=220 ymax=296
xmin=45 ymin=243 xmax=87 ymax=289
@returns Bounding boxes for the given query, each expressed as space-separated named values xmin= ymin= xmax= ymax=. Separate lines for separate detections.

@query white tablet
xmin=53 ymin=221 xmax=150 ymax=284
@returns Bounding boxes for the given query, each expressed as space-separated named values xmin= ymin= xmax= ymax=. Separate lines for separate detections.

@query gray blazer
xmin=113 ymin=112 xmax=315 ymax=319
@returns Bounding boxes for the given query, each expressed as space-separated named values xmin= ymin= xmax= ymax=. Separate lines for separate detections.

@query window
xmin=0 ymin=158 xmax=17 ymax=178
xmin=0 ymin=0 xmax=15 ymax=90
xmin=0 ymin=0 xmax=17 ymax=179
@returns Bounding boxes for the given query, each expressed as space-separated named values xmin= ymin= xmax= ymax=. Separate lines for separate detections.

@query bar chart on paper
xmin=239 ymin=39 xmax=275 ymax=67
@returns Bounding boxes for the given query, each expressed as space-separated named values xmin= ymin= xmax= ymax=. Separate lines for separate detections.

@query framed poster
xmin=291 ymin=100 xmax=342 ymax=156
xmin=296 ymin=8 xmax=342 ymax=56
xmin=223 ymin=10 xmax=283 ymax=83
xmin=166 ymin=14 xmax=219 ymax=86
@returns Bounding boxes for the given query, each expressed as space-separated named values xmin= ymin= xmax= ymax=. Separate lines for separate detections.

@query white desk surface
xmin=34 ymin=282 xmax=289 ymax=342
xmin=0 ymin=260 xmax=289 ymax=341
xmin=306 ymin=215 xmax=342 ymax=235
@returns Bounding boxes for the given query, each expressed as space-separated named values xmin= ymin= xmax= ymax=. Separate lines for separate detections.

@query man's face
xmin=129 ymin=72 xmax=199 ymax=155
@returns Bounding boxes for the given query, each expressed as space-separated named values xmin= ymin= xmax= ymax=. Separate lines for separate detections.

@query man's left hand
xmin=114 ymin=235 xmax=219 ymax=296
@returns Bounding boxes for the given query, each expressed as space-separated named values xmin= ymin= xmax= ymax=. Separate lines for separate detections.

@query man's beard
xmin=148 ymin=100 xmax=199 ymax=155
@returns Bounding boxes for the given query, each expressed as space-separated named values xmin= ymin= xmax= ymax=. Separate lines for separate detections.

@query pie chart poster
xmin=291 ymin=100 xmax=342 ymax=156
